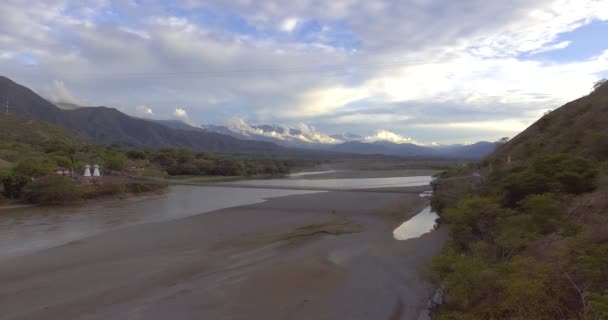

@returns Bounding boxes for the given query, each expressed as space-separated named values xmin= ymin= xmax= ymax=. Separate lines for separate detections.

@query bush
xmin=23 ymin=175 xmax=82 ymax=204
xmin=103 ymin=154 xmax=128 ymax=171
xmin=126 ymin=150 xmax=147 ymax=160
xmin=443 ymin=196 xmax=512 ymax=249
xmin=14 ymin=158 xmax=54 ymax=178
xmin=502 ymin=154 xmax=598 ymax=205
xmin=0 ymin=170 xmax=29 ymax=198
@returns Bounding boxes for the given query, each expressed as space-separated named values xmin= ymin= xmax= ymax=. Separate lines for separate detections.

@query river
xmin=0 ymin=174 xmax=435 ymax=261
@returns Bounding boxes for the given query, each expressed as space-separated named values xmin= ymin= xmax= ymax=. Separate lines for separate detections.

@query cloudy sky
xmin=1 ymin=0 xmax=607 ymax=144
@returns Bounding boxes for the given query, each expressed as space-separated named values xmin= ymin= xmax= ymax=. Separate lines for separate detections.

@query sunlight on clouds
xmin=412 ymin=119 xmax=531 ymax=133
xmin=1 ymin=0 xmax=608 ymax=143
xmin=285 ymin=86 xmax=371 ymax=118
xmin=331 ymin=113 xmax=410 ymax=124
xmin=173 ymin=108 xmax=194 ymax=125
xmin=280 ymin=18 xmax=299 ymax=32
xmin=363 ymin=130 xmax=422 ymax=145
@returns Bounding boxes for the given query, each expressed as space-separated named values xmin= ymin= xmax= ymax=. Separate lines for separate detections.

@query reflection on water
xmin=393 ymin=191 xmax=438 ymax=241
xmin=393 ymin=206 xmax=439 ymax=240
xmin=0 ymin=186 xmax=318 ymax=261
xmin=226 ymin=176 xmax=433 ymax=189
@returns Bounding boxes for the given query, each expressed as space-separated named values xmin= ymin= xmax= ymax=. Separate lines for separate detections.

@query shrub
xmin=502 ymin=154 xmax=598 ymax=205
xmin=14 ymin=158 xmax=54 ymax=178
xmin=23 ymin=175 xmax=82 ymax=204
xmin=103 ymin=154 xmax=128 ymax=171
xmin=0 ymin=170 xmax=29 ymax=198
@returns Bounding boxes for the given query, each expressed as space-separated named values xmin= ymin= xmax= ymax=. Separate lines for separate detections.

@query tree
xmin=22 ymin=175 xmax=82 ymax=204
xmin=14 ymin=159 xmax=54 ymax=178
xmin=103 ymin=154 xmax=128 ymax=171
xmin=0 ymin=171 xmax=29 ymax=198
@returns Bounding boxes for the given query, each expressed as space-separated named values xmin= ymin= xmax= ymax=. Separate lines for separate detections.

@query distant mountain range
xmin=201 ymin=121 xmax=497 ymax=159
xmin=1 ymin=75 xmax=497 ymax=159
xmin=0 ymin=76 xmax=282 ymax=154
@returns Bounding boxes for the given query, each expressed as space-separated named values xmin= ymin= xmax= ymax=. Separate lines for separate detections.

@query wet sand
xmin=0 ymin=185 xmax=448 ymax=320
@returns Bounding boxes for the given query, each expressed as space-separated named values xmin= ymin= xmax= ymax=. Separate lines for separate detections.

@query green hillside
xmin=490 ymin=80 xmax=608 ymax=165
xmin=0 ymin=112 xmax=84 ymax=164
xmin=430 ymin=81 xmax=608 ymax=320
xmin=0 ymin=112 xmax=83 ymax=146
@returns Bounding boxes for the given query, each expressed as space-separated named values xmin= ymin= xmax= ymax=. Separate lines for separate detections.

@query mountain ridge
xmin=0 ymin=76 xmax=283 ymax=154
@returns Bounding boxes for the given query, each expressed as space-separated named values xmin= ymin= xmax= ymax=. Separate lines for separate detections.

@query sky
xmin=1 ymin=0 xmax=607 ymax=145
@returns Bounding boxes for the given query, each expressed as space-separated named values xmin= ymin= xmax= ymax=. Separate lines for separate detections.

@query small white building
xmin=83 ymin=165 xmax=91 ymax=177
xmin=93 ymin=164 xmax=101 ymax=177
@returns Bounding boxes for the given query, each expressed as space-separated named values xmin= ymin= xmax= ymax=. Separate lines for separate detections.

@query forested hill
xmin=0 ymin=76 xmax=283 ymax=154
xmin=430 ymin=81 xmax=608 ymax=320
xmin=491 ymin=80 xmax=608 ymax=164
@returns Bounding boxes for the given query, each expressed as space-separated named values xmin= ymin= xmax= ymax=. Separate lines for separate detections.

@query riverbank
xmin=0 ymin=173 xmax=448 ymax=320
xmin=0 ymin=181 xmax=168 ymax=209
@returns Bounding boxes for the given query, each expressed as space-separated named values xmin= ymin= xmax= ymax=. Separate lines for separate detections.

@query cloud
xmin=412 ymin=119 xmax=531 ymax=133
xmin=44 ymin=80 xmax=83 ymax=104
xmin=224 ymin=117 xmax=341 ymax=144
xmin=173 ymin=108 xmax=194 ymax=125
xmin=0 ymin=0 xmax=607 ymax=144
xmin=280 ymin=18 xmax=299 ymax=33
xmin=330 ymin=113 xmax=410 ymax=124
xmin=364 ymin=130 xmax=422 ymax=145
xmin=135 ymin=105 xmax=155 ymax=118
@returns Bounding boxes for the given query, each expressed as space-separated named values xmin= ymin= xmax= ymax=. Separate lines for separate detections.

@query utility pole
xmin=5 ymin=97 xmax=8 ymax=114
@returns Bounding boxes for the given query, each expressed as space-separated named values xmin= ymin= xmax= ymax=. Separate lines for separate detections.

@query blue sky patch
xmin=526 ymin=20 xmax=608 ymax=62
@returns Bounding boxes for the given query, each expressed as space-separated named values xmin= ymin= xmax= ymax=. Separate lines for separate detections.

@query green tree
xmin=0 ymin=170 xmax=29 ymax=198
xmin=443 ymin=196 xmax=511 ymax=248
xmin=103 ymin=154 xmax=128 ymax=171
xmin=22 ymin=175 xmax=82 ymax=204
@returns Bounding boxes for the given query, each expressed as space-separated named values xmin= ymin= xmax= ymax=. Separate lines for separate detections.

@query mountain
xmin=332 ymin=141 xmax=436 ymax=157
xmin=203 ymin=120 xmax=497 ymax=159
xmin=0 ymin=112 xmax=84 ymax=148
xmin=0 ymin=76 xmax=282 ymax=154
xmin=435 ymin=141 xmax=498 ymax=159
xmin=149 ymin=119 xmax=205 ymax=132
xmin=492 ymin=80 xmax=608 ymax=163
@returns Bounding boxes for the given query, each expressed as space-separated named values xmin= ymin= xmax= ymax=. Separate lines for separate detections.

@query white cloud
xmin=1 ymin=0 xmax=607 ymax=144
xmin=135 ymin=105 xmax=155 ymax=118
xmin=331 ymin=113 xmax=410 ymax=124
xmin=44 ymin=80 xmax=82 ymax=105
xmin=280 ymin=17 xmax=299 ymax=32
xmin=173 ymin=108 xmax=194 ymax=125
xmin=364 ymin=130 xmax=422 ymax=145
xmin=412 ymin=119 xmax=531 ymax=133
xmin=224 ymin=117 xmax=341 ymax=144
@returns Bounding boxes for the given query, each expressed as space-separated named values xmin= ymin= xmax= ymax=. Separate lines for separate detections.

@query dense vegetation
xmin=430 ymin=82 xmax=608 ymax=319
xmin=0 ymin=113 xmax=292 ymax=205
